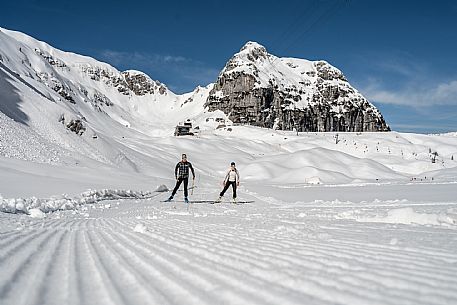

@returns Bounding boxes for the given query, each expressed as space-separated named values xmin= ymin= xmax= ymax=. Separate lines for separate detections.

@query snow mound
xmin=133 ymin=223 xmax=148 ymax=233
xmin=343 ymin=207 xmax=457 ymax=226
xmin=155 ymin=184 xmax=169 ymax=192
xmin=0 ymin=189 xmax=154 ymax=214
xmin=305 ymin=176 xmax=322 ymax=185
xmin=28 ymin=208 xmax=46 ymax=218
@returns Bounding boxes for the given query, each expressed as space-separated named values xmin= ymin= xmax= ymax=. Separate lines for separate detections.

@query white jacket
xmin=224 ymin=168 xmax=240 ymax=184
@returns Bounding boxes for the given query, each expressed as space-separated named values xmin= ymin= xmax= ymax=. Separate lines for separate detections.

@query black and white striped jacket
xmin=175 ymin=161 xmax=195 ymax=179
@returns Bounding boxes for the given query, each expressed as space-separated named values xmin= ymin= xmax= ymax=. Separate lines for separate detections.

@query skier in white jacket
xmin=216 ymin=161 xmax=240 ymax=203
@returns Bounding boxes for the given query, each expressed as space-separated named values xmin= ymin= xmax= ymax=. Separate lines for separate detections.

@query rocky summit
xmin=205 ymin=42 xmax=390 ymax=132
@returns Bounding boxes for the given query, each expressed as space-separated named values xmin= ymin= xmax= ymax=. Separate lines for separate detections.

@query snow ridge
xmin=0 ymin=189 xmax=157 ymax=214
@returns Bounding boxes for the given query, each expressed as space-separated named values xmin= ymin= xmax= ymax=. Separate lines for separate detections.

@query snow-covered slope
xmin=0 ymin=27 xmax=456 ymax=192
xmin=0 ymin=27 xmax=217 ymax=132
xmin=0 ymin=26 xmax=222 ymax=170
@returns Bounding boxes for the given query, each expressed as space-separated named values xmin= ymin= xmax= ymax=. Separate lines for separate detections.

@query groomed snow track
xmin=1 ymin=187 xmax=456 ymax=305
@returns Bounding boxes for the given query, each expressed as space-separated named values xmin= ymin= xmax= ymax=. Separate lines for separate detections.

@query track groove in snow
xmin=77 ymin=227 xmax=118 ymax=305
xmin=0 ymin=230 xmax=64 ymax=305
xmin=99 ymin=227 xmax=214 ymax=305
xmin=117 ymin=220 xmax=310 ymax=303
xmin=112 ymin=222 xmax=269 ymax=304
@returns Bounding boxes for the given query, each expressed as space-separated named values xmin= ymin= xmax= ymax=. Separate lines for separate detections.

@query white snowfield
xmin=1 ymin=27 xmax=457 ymax=305
xmin=1 ymin=130 xmax=456 ymax=305
xmin=1 ymin=184 xmax=456 ymax=305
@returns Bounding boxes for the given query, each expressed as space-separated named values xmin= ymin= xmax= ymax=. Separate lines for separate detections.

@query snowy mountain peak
xmin=238 ymin=41 xmax=270 ymax=60
xmin=240 ymin=41 xmax=266 ymax=51
xmin=221 ymin=41 xmax=274 ymax=76
xmin=206 ymin=42 xmax=390 ymax=132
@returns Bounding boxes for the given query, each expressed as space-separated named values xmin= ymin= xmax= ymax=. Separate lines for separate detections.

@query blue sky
xmin=1 ymin=0 xmax=457 ymax=133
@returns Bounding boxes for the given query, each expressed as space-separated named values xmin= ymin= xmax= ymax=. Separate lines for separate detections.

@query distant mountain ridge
xmin=0 ymin=27 xmax=388 ymax=136
xmin=0 ymin=27 xmax=212 ymax=131
xmin=0 ymin=26 xmax=219 ymax=169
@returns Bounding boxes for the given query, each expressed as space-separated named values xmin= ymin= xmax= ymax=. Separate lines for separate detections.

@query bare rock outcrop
xmin=205 ymin=42 xmax=389 ymax=132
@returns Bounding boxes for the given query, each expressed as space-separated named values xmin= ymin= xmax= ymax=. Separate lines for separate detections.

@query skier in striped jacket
xmin=166 ymin=154 xmax=195 ymax=203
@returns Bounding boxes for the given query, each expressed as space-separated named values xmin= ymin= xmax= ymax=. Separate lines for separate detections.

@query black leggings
xmin=220 ymin=181 xmax=237 ymax=199
xmin=171 ymin=177 xmax=189 ymax=197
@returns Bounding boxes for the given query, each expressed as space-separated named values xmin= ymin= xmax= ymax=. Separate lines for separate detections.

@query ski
xmin=229 ymin=200 xmax=254 ymax=204
xmin=188 ymin=200 xmax=254 ymax=204
xmin=160 ymin=199 xmax=254 ymax=204
xmin=177 ymin=200 xmax=213 ymax=203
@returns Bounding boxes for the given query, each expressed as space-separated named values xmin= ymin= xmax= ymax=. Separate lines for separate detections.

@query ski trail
xmin=0 ymin=229 xmax=65 ymax=305
xmin=26 ymin=232 xmax=67 ymax=305
xmin=116 ymin=222 xmax=306 ymax=304
xmin=114 ymin=220 xmax=323 ymax=304
xmin=31 ymin=222 xmax=81 ymax=305
xmin=107 ymin=222 xmax=257 ymax=304
xmin=1 ymin=196 xmax=456 ymax=305
xmin=97 ymin=228 xmax=206 ymax=304
xmin=157 ymin=224 xmax=383 ymax=303
xmin=88 ymin=229 xmax=173 ymax=305
xmin=74 ymin=221 xmax=119 ymax=305
xmin=0 ymin=229 xmax=46 ymax=260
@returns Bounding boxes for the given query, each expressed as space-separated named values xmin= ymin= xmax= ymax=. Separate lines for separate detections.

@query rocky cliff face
xmin=121 ymin=71 xmax=168 ymax=96
xmin=205 ymin=42 xmax=390 ymax=132
xmin=32 ymin=48 xmax=170 ymax=106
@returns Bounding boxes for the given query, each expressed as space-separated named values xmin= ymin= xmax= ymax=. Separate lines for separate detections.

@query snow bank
xmin=155 ymin=184 xmax=169 ymax=192
xmin=0 ymin=189 xmax=155 ymax=215
xmin=305 ymin=176 xmax=322 ymax=185
xmin=361 ymin=207 xmax=456 ymax=226
xmin=28 ymin=208 xmax=46 ymax=218
xmin=133 ymin=223 xmax=148 ymax=233
xmin=340 ymin=207 xmax=457 ymax=227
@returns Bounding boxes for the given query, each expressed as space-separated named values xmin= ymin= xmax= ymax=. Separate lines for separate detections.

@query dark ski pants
xmin=220 ymin=181 xmax=237 ymax=199
xmin=171 ymin=177 xmax=189 ymax=198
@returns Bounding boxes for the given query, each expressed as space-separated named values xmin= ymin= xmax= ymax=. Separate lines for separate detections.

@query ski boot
xmin=232 ymin=198 xmax=237 ymax=204
xmin=184 ymin=197 xmax=189 ymax=204
xmin=164 ymin=196 xmax=173 ymax=202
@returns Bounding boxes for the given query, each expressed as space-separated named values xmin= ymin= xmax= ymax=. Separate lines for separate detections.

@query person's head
xmin=182 ymin=154 xmax=187 ymax=161
xmin=231 ymin=161 xmax=236 ymax=168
